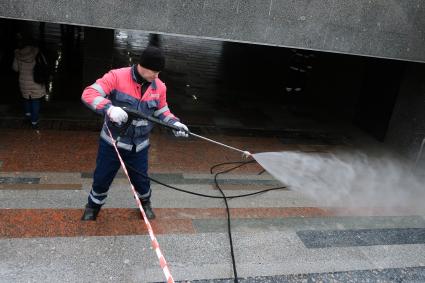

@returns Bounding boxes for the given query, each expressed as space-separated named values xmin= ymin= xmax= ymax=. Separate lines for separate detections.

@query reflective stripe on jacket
xmin=81 ymin=65 xmax=179 ymax=152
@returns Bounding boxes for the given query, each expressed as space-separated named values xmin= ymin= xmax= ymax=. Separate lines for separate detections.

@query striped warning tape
xmin=106 ymin=125 xmax=174 ymax=283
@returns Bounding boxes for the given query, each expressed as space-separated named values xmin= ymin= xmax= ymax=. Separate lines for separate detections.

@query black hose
xmin=108 ymin=119 xmax=282 ymax=281
xmin=124 ymin=159 xmax=287 ymax=283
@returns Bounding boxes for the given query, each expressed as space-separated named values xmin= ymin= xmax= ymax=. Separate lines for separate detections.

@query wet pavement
xmin=1 ymin=124 xmax=425 ymax=282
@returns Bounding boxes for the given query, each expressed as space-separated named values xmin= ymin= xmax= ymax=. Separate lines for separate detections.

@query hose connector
xmin=242 ymin=151 xmax=252 ymax=159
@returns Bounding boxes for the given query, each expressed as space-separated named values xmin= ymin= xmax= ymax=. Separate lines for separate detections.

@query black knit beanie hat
xmin=138 ymin=46 xmax=165 ymax=72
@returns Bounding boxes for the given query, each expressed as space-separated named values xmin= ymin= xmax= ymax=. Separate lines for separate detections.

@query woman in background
xmin=12 ymin=32 xmax=47 ymax=130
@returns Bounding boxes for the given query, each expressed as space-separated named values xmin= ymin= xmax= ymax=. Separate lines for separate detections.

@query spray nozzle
xmin=242 ymin=151 xmax=252 ymax=159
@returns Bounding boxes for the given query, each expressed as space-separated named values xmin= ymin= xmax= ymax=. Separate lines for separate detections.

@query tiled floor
xmin=1 ymin=126 xmax=425 ymax=282
xmin=0 ymin=127 xmax=324 ymax=173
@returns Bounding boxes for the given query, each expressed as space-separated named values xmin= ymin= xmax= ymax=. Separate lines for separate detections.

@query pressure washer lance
xmin=122 ymin=107 xmax=252 ymax=158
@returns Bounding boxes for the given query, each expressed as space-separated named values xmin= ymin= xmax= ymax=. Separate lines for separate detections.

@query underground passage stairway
xmin=1 ymin=19 xmax=424 ymax=283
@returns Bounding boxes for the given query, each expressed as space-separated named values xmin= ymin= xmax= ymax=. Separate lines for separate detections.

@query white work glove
xmin=107 ymin=106 xmax=128 ymax=125
xmin=172 ymin=121 xmax=189 ymax=138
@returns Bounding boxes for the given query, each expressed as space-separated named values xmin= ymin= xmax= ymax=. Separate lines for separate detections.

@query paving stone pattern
xmin=297 ymin=228 xmax=425 ymax=248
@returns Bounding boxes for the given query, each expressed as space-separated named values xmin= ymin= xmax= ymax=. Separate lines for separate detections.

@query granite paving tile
xmin=0 ymin=177 xmax=40 ymax=184
xmin=156 ymin=207 xmax=332 ymax=219
xmin=173 ymin=266 xmax=425 ymax=283
xmin=297 ymin=228 xmax=425 ymax=248
xmin=0 ymin=172 xmax=83 ymax=184
xmin=359 ymin=244 xmax=425 ymax=269
xmin=193 ymin=216 xmax=425 ymax=233
xmin=211 ymin=184 xmax=288 ymax=190
xmin=0 ymin=130 xmax=99 ymax=172
xmin=7 ymin=208 xmax=414 ymax=239
xmin=0 ymin=208 xmax=195 ymax=238
xmin=0 ymin=184 xmax=82 ymax=190
xmin=182 ymin=173 xmax=276 ymax=180
xmin=328 ymin=207 xmax=425 ymax=217
xmin=81 ymin=172 xmax=282 ymax=186
xmin=0 ymin=129 xmax=333 ymax=175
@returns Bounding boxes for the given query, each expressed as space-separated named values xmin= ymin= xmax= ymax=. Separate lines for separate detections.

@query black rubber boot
xmin=81 ymin=204 xmax=101 ymax=221
xmin=141 ymin=200 xmax=156 ymax=220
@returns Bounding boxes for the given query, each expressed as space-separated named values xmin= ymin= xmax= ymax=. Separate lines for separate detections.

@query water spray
xmin=117 ymin=109 xmax=425 ymax=281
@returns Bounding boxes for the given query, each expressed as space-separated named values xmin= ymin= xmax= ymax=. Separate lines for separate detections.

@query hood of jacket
xmin=15 ymin=46 xmax=38 ymax=63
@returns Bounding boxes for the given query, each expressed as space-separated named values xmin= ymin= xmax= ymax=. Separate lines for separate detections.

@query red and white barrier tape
xmin=106 ymin=125 xmax=175 ymax=283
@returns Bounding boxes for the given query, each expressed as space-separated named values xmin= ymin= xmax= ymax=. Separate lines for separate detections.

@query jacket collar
xmin=131 ymin=65 xmax=157 ymax=90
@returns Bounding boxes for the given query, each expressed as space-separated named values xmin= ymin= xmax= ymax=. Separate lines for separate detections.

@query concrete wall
xmin=0 ymin=0 xmax=424 ymax=63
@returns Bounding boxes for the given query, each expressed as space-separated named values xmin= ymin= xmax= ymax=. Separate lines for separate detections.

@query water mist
xmin=253 ymin=151 xmax=425 ymax=211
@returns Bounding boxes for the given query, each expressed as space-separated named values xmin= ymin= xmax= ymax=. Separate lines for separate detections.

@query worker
xmin=81 ymin=46 xmax=188 ymax=221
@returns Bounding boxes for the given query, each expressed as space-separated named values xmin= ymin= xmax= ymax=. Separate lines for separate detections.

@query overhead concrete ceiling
xmin=1 ymin=0 xmax=425 ymax=63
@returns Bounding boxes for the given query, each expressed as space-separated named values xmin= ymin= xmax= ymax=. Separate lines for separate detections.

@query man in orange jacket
xmin=81 ymin=46 xmax=188 ymax=220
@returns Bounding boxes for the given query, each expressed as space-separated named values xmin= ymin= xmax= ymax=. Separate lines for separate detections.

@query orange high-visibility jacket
xmin=82 ymin=65 xmax=179 ymax=152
